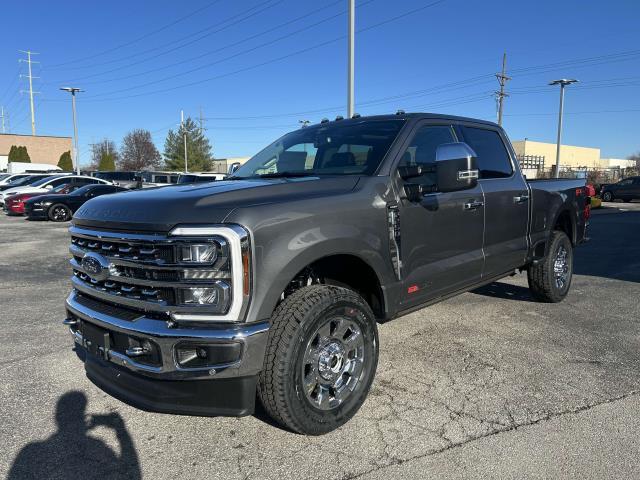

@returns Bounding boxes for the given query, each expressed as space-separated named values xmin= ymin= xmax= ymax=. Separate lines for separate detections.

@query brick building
xmin=0 ymin=133 xmax=72 ymax=171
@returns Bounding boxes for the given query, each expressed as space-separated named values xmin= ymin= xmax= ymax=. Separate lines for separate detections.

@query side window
xmin=398 ymin=125 xmax=456 ymax=185
xmin=460 ymin=126 xmax=513 ymax=179
xmin=619 ymin=179 xmax=632 ymax=186
xmin=50 ymin=178 xmax=69 ymax=188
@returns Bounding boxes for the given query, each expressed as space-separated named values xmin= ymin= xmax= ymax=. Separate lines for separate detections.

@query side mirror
xmin=435 ymin=142 xmax=479 ymax=192
xmin=228 ymin=162 xmax=241 ymax=174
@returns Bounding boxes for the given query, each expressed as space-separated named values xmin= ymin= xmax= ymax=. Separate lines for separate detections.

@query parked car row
xmin=1 ymin=173 xmax=125 ymax=222
xmin=1 ymin=170 xmax=227 ymax=222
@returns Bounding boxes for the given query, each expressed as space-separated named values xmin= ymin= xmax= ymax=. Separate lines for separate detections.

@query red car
xmin=3 ymin=184 xmax=76 ymax=215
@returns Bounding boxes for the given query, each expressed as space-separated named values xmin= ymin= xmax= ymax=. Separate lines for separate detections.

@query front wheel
xmin=602 ymin=191 xmax=613 ymax=202
xmin=48 ymin=204 xmax=72 ymax=222
xmin=258 ymin=285 xmax=379 ymax=435
xmin=527 ymin=230 xmax=573 ymax=303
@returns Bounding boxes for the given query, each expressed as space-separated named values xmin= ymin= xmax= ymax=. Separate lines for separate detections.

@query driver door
xmin=396 ymin=123 xmax=485 ymax=309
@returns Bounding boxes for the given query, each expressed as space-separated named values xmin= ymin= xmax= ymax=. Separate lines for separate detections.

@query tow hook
xmin=125 ymin=346 xmax=149 ymax=358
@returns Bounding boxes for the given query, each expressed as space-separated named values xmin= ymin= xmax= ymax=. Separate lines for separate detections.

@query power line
xmin=81 ymin=0 xmax=450 ymax=102
xmin=46 ymin=0 xmax=225 ymax=68
xmin=46 ymin=0 xmax=282 ymax=74
xmin=58 ymin=0 xmax=346 ymax=87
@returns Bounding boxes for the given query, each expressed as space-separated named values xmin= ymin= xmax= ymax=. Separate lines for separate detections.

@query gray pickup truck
xmin=64 ymin=113 xmax=589 ymax=435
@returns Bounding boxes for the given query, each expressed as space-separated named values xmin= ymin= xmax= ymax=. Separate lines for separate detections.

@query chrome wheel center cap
xmin=318 ymin=342 xmax=345 ymax=381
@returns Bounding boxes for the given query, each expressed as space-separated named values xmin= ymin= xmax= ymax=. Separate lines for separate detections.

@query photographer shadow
xmin=8 ymin=391 xmax=141 ymax=480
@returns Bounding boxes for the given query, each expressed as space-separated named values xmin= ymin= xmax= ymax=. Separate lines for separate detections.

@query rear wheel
xmin=527 ymin=231 xmax=573 ymax=303
xmin=602 ymin=191 xmax=613 ymax=202
xmin=258 ymin=285 xmax=379 ymax=435
xmin=48 ymin=204 xmax=72 ymax=222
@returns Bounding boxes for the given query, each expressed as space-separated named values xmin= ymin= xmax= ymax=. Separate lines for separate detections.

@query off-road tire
xmin=527 ymin=230 xmax=573 ymax=303
xmin=258 ymin=285 xmax=379 ymax=435
xmin=48 ymin=204 xmax=72 ymax=222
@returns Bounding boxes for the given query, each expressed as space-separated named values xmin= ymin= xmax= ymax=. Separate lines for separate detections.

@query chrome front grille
xmin=71 ymin=235 xmax=175 ymax=263
xmin=68 ymin=225 xmax=248 ymax=321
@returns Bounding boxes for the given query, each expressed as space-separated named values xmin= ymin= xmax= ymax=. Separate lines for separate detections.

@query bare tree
xmin=119 ymin=129 xmax=161 ymax=171
xmin=628 ymin=151 xmax=640 ymax=169
xmin=90 ymin=139 xmax=119 ymax=169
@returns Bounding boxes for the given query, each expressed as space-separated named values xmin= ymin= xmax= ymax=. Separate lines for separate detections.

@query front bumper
xmin=25 ymin=204 xmax=47 ymax=219
xmin=65 ymin=290 xmax=270 ymax=416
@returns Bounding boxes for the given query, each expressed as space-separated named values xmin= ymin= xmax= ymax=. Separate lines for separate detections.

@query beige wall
xmin=512 ymin=140 xmax=601 ymax=169
xmin=0 ymin=134 xmax=72 ymax=166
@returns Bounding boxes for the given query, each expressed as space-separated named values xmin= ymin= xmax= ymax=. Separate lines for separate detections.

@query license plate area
xmin=81 ymin=321 xmax=111 ymax=358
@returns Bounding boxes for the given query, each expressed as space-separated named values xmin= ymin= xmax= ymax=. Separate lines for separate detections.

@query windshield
xmin=70 ymin=185 xmax=98 ymax=196
xmin=232 ymin=119 xmax=406 ymax=178
xmin=10 ymin=175 xmax=46 ymax=187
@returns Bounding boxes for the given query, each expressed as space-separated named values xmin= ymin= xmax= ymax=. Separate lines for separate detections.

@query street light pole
xmin=60 ymin=87 xmax=83 ymax=175
xmin=549 ymin=79 xmax=578 ymax=178
xmin=347 ymin=0 xmax=355 ymax=118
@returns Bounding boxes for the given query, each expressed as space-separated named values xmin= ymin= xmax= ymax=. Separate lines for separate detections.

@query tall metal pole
xmin=496 ymin=52 xmax=510 ymax=126
xmin=71 ymin=93 xmax=80 ymax=174
xmin=19 ymin=50 xmax=40 ymax=136
xmin=347 ymin=0 xmax=355 ymax=118
xmin=1 ymin=106 xmax=5 ymax=134
xmin=61 ymin=87 xmax=83 ymax=175
xmin=549 ymin=79 xmax=578 ymax=178
xmin=181 ymin=110 xmax=188 ymax=172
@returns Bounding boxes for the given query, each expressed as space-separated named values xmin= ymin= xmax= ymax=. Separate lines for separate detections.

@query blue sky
xmin=0 ymin=0 xmax=638 ymax=166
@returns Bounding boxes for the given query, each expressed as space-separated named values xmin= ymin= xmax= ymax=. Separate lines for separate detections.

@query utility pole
xmin=199 ymin=106 xmax=205 ymax=134
xmin=495 ymin=52 xmax=510 ymax=126
xmin=60 ymin=87 xmax=83 ymax=175
xmin=299 ymin=119 xmax=310 ymax=128
xmin=549 ymin=79 xmax=578 ymax=178
xmin=347 ymin=0 xmax=355 ymax=118
xmin=181 ymin=110 xmax=188 ymax=172
xmin=18 ymin=50 xmax=40 ymax=136
xmin=1 ymin=106 xmax=6 ymax=134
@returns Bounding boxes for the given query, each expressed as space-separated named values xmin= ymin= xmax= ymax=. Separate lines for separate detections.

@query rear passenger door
xmin=458 ymin=125 xmax=529 ymax=278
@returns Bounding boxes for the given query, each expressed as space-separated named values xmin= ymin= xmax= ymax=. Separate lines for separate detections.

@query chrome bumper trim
xmin=66 ymin=291 xmax=269 ymax=380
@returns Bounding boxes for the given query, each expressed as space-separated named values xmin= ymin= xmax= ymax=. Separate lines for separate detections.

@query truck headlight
xmin=179 ymin=281 xmax=230 ymax=309
xmin=181 ymin=287 xmax=219 ymax=305
xmin=180 ymin=243 xmax=218 ymax=263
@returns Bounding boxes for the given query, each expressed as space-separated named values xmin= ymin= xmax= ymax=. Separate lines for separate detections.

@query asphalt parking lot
xmin=1 ymin=204 xmax=639 ymax=479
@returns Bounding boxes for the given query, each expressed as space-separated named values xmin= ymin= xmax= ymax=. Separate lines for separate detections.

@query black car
xmin=24 ymin=184 xmax=127 ymax=222
xmin=600 ymin=176 xmax=640 ymax=202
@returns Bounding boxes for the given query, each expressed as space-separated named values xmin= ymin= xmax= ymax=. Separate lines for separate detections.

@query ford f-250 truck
xmin=64 ymin=113 xmax=589 ymax=435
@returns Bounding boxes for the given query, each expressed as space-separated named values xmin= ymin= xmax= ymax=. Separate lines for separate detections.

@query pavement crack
xmin=344 ymin=390 xmax=640 ymax=480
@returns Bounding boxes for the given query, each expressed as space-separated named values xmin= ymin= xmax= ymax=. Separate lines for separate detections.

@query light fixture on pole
xmin=60 ymin=87 xmax=83 ymax=175
xmin=549 ymin=79 xmax=578 ymax=178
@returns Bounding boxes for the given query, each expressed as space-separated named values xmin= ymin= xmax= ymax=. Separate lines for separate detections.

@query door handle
xmin=464 ymin=200 xmax=484 ymax=211
xmin=514 ymin=194 xmax=529 ymax=204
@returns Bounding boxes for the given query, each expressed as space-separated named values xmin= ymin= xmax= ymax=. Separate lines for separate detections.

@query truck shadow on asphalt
xmin=7 ymin=391 xmax=141 ymax=480
xmin=471 ymin=282 xmax=535 ymax=302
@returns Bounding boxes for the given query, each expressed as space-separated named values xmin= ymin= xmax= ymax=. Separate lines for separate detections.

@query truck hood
xmin=73 ymin=176 xmax=361 ymax=232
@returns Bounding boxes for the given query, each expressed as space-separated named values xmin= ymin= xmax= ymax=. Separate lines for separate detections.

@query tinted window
xmin=398 ymin=125 xmax=456 ymax=186
xmin=233 ymin=120 xmax=406 ymax=178
xmin=49 ymin=178 xmax=71 ymax=188
xmin=618 ymin=179 xmax=633 ymax=186
xmin=460 ymin=126 xmax=513 ymax=179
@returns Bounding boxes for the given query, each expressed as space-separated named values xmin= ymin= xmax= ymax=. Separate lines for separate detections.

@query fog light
xmin=180 ymin=244 xmax=217 ymax=263
xmin=181 ymin=287 xmax=219 ymax=305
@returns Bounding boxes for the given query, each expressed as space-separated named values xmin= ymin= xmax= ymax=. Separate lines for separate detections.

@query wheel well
xmin=283 ymin=255 xmax=385 ymax=319
xmin=554 ymin=210 xmax=574 ymax=244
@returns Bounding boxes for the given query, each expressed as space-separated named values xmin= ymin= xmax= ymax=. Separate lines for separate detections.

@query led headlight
xmin=180 ymin=243 xmax=218 ymax=263
xmin=180 ymin=281 xmax=230 ymax=310
xmin=181 ymin=287 xmax=219 ymax=305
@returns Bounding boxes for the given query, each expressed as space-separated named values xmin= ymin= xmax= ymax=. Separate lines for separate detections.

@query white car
xmin=0 ymin=175 xmax=111 ymax=206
